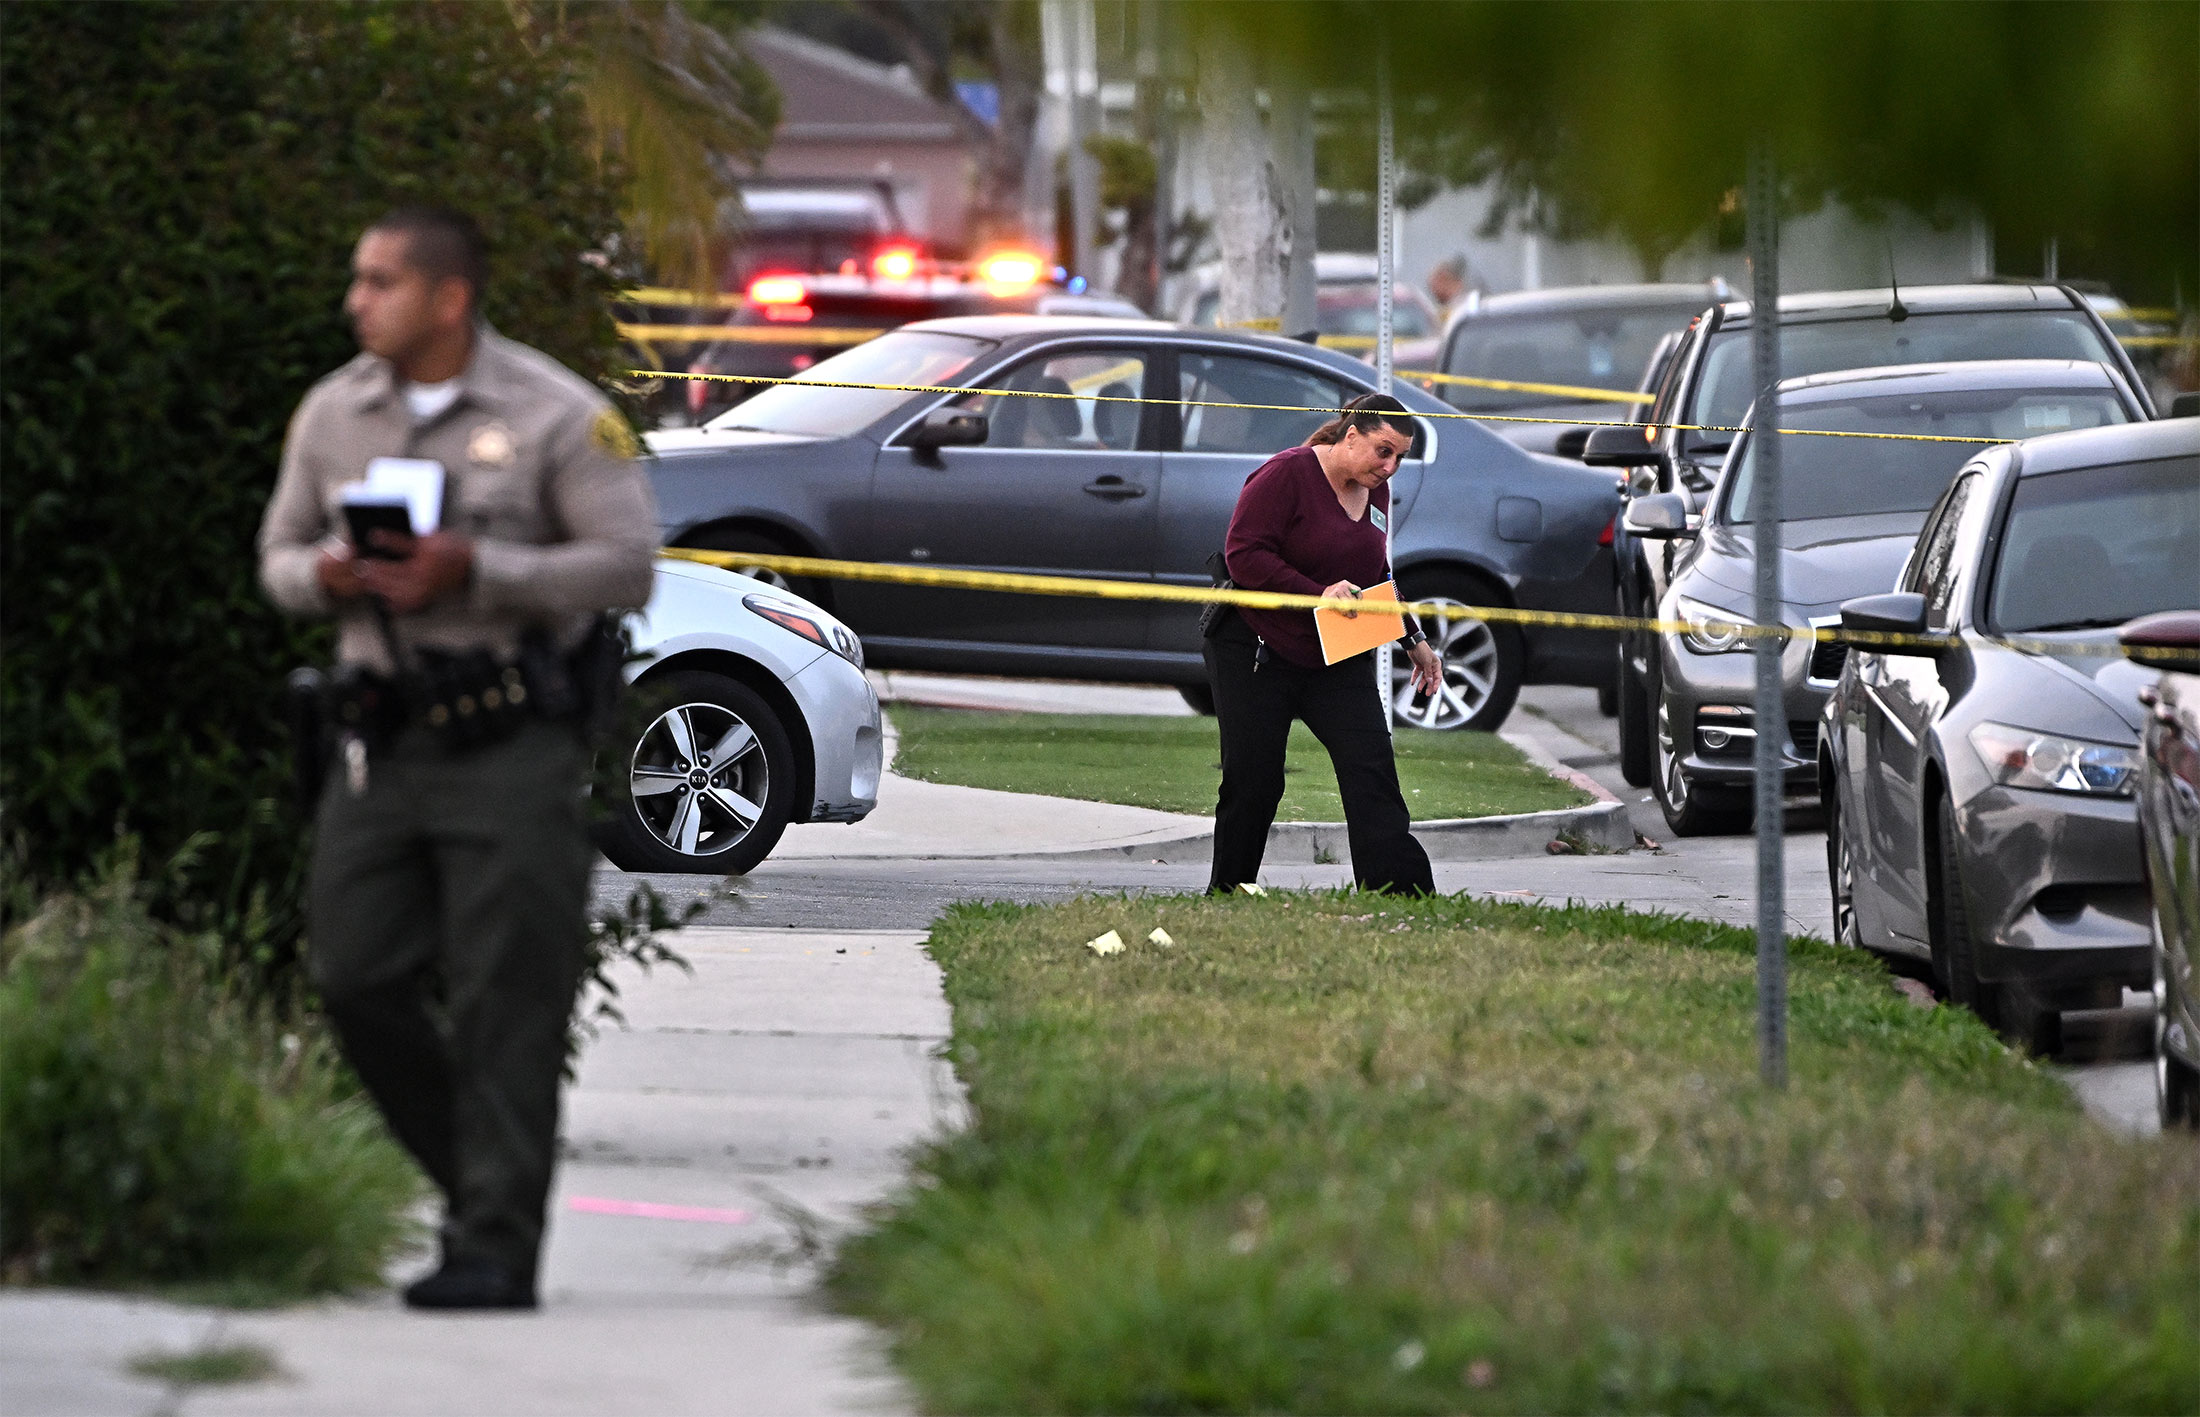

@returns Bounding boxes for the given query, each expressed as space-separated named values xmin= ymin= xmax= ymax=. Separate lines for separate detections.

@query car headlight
xmin=1674 ymin=595 xmax=1749 ymax=655
xmin=1968 ymin=722 xmax=2137 ymax=797
xmin=743 ymin=594 xmax=864 ymax=669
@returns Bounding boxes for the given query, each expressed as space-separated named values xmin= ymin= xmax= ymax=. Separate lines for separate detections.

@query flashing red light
xmin=746 ymin=274 xmax=807 ymax=305
xmin=871 ymin=244 xmax=921 ymax=281
xmin=762 ymin=303 xmax=815 ymax=323
xmin=977 ymin=250 xmax=1045 ymax=290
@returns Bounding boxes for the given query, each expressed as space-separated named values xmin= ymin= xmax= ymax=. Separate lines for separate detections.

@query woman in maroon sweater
xmin=1206 ymin=394 xmax=1443 ymax=895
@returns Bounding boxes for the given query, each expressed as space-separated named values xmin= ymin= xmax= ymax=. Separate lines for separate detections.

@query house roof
xmin=743 ymin=27 xmax=965 ymax=145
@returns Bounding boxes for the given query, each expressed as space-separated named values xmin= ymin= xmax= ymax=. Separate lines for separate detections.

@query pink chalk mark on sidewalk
xmin=567 ymin=1195 xmax=753 ymax=1224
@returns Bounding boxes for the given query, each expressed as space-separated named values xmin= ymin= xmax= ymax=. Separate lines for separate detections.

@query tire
xmin=2154 ymin=913 xmax=2200 ymax=1130
xmin=1616 ymin=631 xmax=1653 ymax=788
xmin=1933 ymin=794 xmax=2010 ymax=1035
xmin=1825 ymin=769 xmax=1864 ymax=951
xmin=1596 ymin=679 xmax=1618 ymax=717
xmin=1178 ymin=681 xmax=1217 ymax=716
xmin=1648 ymin=656 xmax=1750 ymax=836
xmin=1389 ymin=572 xmax=1524 ymax=733
xmin=596 ymin=669 xmax=798 ymax=876
xmin=680 ymin=527 xmax=829 ymax=611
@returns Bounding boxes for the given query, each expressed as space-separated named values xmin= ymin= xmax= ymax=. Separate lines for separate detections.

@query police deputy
xmin=257 ymin=206 xmax=656 ymax=1310
xmin=1206 ymin=393 xmax=1441 ymax=897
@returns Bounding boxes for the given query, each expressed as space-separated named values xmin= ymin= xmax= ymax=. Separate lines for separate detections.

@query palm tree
xmin=509 ymin=1 xmax=780 ymax=290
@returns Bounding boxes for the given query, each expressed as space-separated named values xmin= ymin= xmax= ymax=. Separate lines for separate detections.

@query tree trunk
xmin=1199 ymin=32 xmax=1284 ymax=328
xmin=1273 ymin=62 xmax=1318 ymax=340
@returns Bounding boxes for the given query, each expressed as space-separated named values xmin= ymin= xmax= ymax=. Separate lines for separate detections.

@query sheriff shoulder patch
xmin=590 ymin=409 xmax=641 ymax=460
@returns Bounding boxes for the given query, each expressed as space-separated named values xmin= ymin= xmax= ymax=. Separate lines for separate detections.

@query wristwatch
xmin=1403 ymin=628 xmax=1429 ymax=648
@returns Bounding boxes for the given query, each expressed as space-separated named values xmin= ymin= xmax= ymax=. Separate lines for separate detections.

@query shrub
xmin=0 ymin=860 xmax=422 ymax=1294
xmin=0 ymin=2 xmax=629 ymax=974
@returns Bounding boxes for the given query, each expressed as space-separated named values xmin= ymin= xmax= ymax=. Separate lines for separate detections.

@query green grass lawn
xmin=831 ymin=894 xmax=2200 ymax=1414
xmin=887 ymin=708 xmax=1592 ymax=820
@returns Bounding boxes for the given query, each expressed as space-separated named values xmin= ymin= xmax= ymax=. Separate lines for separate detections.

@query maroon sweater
xmin=1224 ymin=446 xmax=1392 ymax=668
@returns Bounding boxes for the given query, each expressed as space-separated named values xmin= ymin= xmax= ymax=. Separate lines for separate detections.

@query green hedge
xmin=0 ymin=2 xmax=628 ymax=971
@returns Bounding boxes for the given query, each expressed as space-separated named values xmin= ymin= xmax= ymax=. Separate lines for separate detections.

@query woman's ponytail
xmin=1306 ymin=391 xmax=1414 ymax=446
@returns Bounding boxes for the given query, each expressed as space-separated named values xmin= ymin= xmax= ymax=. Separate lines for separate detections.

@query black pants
xmin=1204 ymin=614 xmax=1434 ymax=896
xmin=308 ymin=720 xmax=592 ymax=1283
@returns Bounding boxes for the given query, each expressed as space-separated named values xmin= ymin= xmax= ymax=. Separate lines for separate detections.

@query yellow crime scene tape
xmin=620 ymin=366 xmax=2016 ymax=447
xmin=617 ymin=323 xmax=879 ymax=346
xmin=658 ymin=548 xmax=2196 ymax=664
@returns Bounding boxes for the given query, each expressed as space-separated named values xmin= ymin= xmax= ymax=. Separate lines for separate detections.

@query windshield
xmin=1318 ymin=286 xmax=1431 ymax=338
xmin=1988 ymin=455 xmax=2200 ymax=634
xmin=1723 ymin=387 xmax=2130 ymax=524
xmin=1441 ymin=303 xmax=1700 ymax=411
xmin=1688 ymin=311 xmax=2116 ymax=452
xmin=705 ymin=329 xmax=995 ymax=439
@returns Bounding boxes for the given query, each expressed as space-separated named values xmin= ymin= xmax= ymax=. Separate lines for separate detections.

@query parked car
xmin=1595 ymin=282 xmax=2161 ymax=789
xmin=595 ymin=559 xmax=882 ymax=875
xmin=646 ymin=316 xmax=1623 ymax=730
xmin=1819 ymin=417 xmax=2199 ymax=1051
xmin=1632 ymin=360 xmax=2145 ymax=834
xmin=1181 ymin=252 xmax=1443 ymax=370
xmin=1431 ymin=282 xmax=1728 ymax=456
xmin=2122 ymin=610 xmax=2200 ymax=1129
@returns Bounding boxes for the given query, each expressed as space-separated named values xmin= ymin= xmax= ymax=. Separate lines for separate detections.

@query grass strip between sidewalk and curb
xmin=886 ymin=708 xmax=1593 ymax=821
xmin=830 ymin=893 xmax=2200 ymax=1414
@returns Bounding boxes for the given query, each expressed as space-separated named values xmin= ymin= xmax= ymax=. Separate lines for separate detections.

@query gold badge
xmin=467 ymin=420 xmax=517 ymax=468
xmin=590 ymin=409 xmax=641 ymax=460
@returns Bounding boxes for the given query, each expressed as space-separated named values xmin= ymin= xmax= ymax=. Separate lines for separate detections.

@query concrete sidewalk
xmin=0 ymin=928 xmax=954 ymax=1417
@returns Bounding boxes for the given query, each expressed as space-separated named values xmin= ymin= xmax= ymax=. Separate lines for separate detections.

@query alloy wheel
xmin=628 ymin=701 xmax=769 ymax=858
xmin=1828 ymin=792 xmax=1862 ymax=949
xmin=1655 ymin=693 xmax=1691 ymax=812
xmin=1389 ymin=598 xmax=1500 ymax=730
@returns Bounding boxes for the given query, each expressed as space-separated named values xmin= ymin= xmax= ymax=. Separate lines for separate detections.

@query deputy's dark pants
xmin=1204 ymin=615 xmax=1434 ymax=896
xmin=308 ymin=720 xmax=592 ymax=1283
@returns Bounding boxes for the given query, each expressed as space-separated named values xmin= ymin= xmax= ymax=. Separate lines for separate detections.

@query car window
xmin=1687 ymin=310 xmax=2116 ymax=453
xmin=1177 ymin=352 xmax=1348 ymax=455
xmin=1909 ymin=475 xmax=1977 ymax=628
xmin=1987 ymin=455 xmax=2200 ymax=634
xmin=1317 ymin=286 xmax=1433 ymax=338
xmin=953 ymin=349 xmax=1148 ymax=451
xmin=707 ymin=329 xmax=994 ymax=438
xmin=1441 ymin=304 xmax=1700 ymax=411
xmin=1721 ymin=387 xmax=2128 ymax=524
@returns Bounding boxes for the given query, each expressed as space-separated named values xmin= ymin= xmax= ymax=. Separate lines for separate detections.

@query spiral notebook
xmin=1314 ymin=580 xmax=1406 ymax=664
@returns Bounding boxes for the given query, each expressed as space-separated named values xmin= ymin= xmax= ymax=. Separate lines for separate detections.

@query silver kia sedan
xmin=1821 ymin=417 xmax=2200 ymax=1051
xmin=1628 ymin=360 xmax=2145 ymax=835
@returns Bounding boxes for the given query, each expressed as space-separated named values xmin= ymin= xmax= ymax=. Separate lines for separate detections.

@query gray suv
xmin=647 ymin=316 xmax=1623 ymax=730
xmin=1629 ymin=360 xmax=2147 ymax=835
xmin=1591 ymin=284 xmax=2160 ymax=787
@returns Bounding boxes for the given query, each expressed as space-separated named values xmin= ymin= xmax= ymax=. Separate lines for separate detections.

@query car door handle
xmin=1083 ymin=476 xmax=1146 ymax=500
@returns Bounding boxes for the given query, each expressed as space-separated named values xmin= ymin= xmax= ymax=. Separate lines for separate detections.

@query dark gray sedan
xmin=646 ymin=316 xmax=1622 ymax=730
xmin=1633 ymin=359 xmax=2146 ymax=835
xmin=1821 ymin=417 xmax=2200 ymax=1051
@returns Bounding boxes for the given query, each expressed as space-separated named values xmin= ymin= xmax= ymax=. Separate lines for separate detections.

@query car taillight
xmin=1599 ymin=514 xmax=1616 ymax=546
xmin=871 ymin=244 xmax=921 ymax=281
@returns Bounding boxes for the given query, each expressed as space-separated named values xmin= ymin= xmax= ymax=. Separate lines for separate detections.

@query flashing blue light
xmin=1052 ymin=265 xmax=1069 ymax=282
xmin=1067 ymin=275 xmax=1089 ymax=295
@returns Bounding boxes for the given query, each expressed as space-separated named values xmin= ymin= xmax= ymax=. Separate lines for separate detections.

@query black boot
xmin=402 ymin=1256 xmax=536 ymax=1311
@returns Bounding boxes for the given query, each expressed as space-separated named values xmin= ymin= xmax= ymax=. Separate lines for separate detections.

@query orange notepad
xmin=1314 ymin=580 xmax=1407 ymax=664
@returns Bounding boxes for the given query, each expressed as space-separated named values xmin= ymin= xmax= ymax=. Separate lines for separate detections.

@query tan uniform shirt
xmin=258 ymin=327 xmax=658 ymax=673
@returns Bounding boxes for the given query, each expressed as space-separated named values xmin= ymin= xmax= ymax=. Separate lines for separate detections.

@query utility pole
xmin=1375 ymin=23 xmax=1396 ymax=731
xmin=1746 ymin=138 xmax=1787 ymax=1090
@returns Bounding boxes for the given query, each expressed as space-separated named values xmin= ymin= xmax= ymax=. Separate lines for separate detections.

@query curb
xmin=1022 ymin=799 xmax=1635 ymax=865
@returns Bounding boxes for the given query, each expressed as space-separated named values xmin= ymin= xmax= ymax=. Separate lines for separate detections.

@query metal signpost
xmin=1374 ymin=30 xmax=1396 ymax=731
xmin=1746 ymin=141 xmax=1788 ymax=1089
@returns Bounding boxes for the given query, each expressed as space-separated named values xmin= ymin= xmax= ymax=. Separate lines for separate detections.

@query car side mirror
xmin=1581 ymin=423 xmax=1668 ymax=469
xmin=908 ymin=406 xmax=988 ymax=450
xmin=2171 ymin=391 xmax=2200 ymax=419
xmin=2120 ymin=609 xmax=2200 ymax=670
xmin=1621 ymin=491 xmax=1692 ymax=539
xmin=1552 ymin=427 xmax=1592 ymax=460
xmin=1839 ymin=592 xmax=1937 ymax=655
